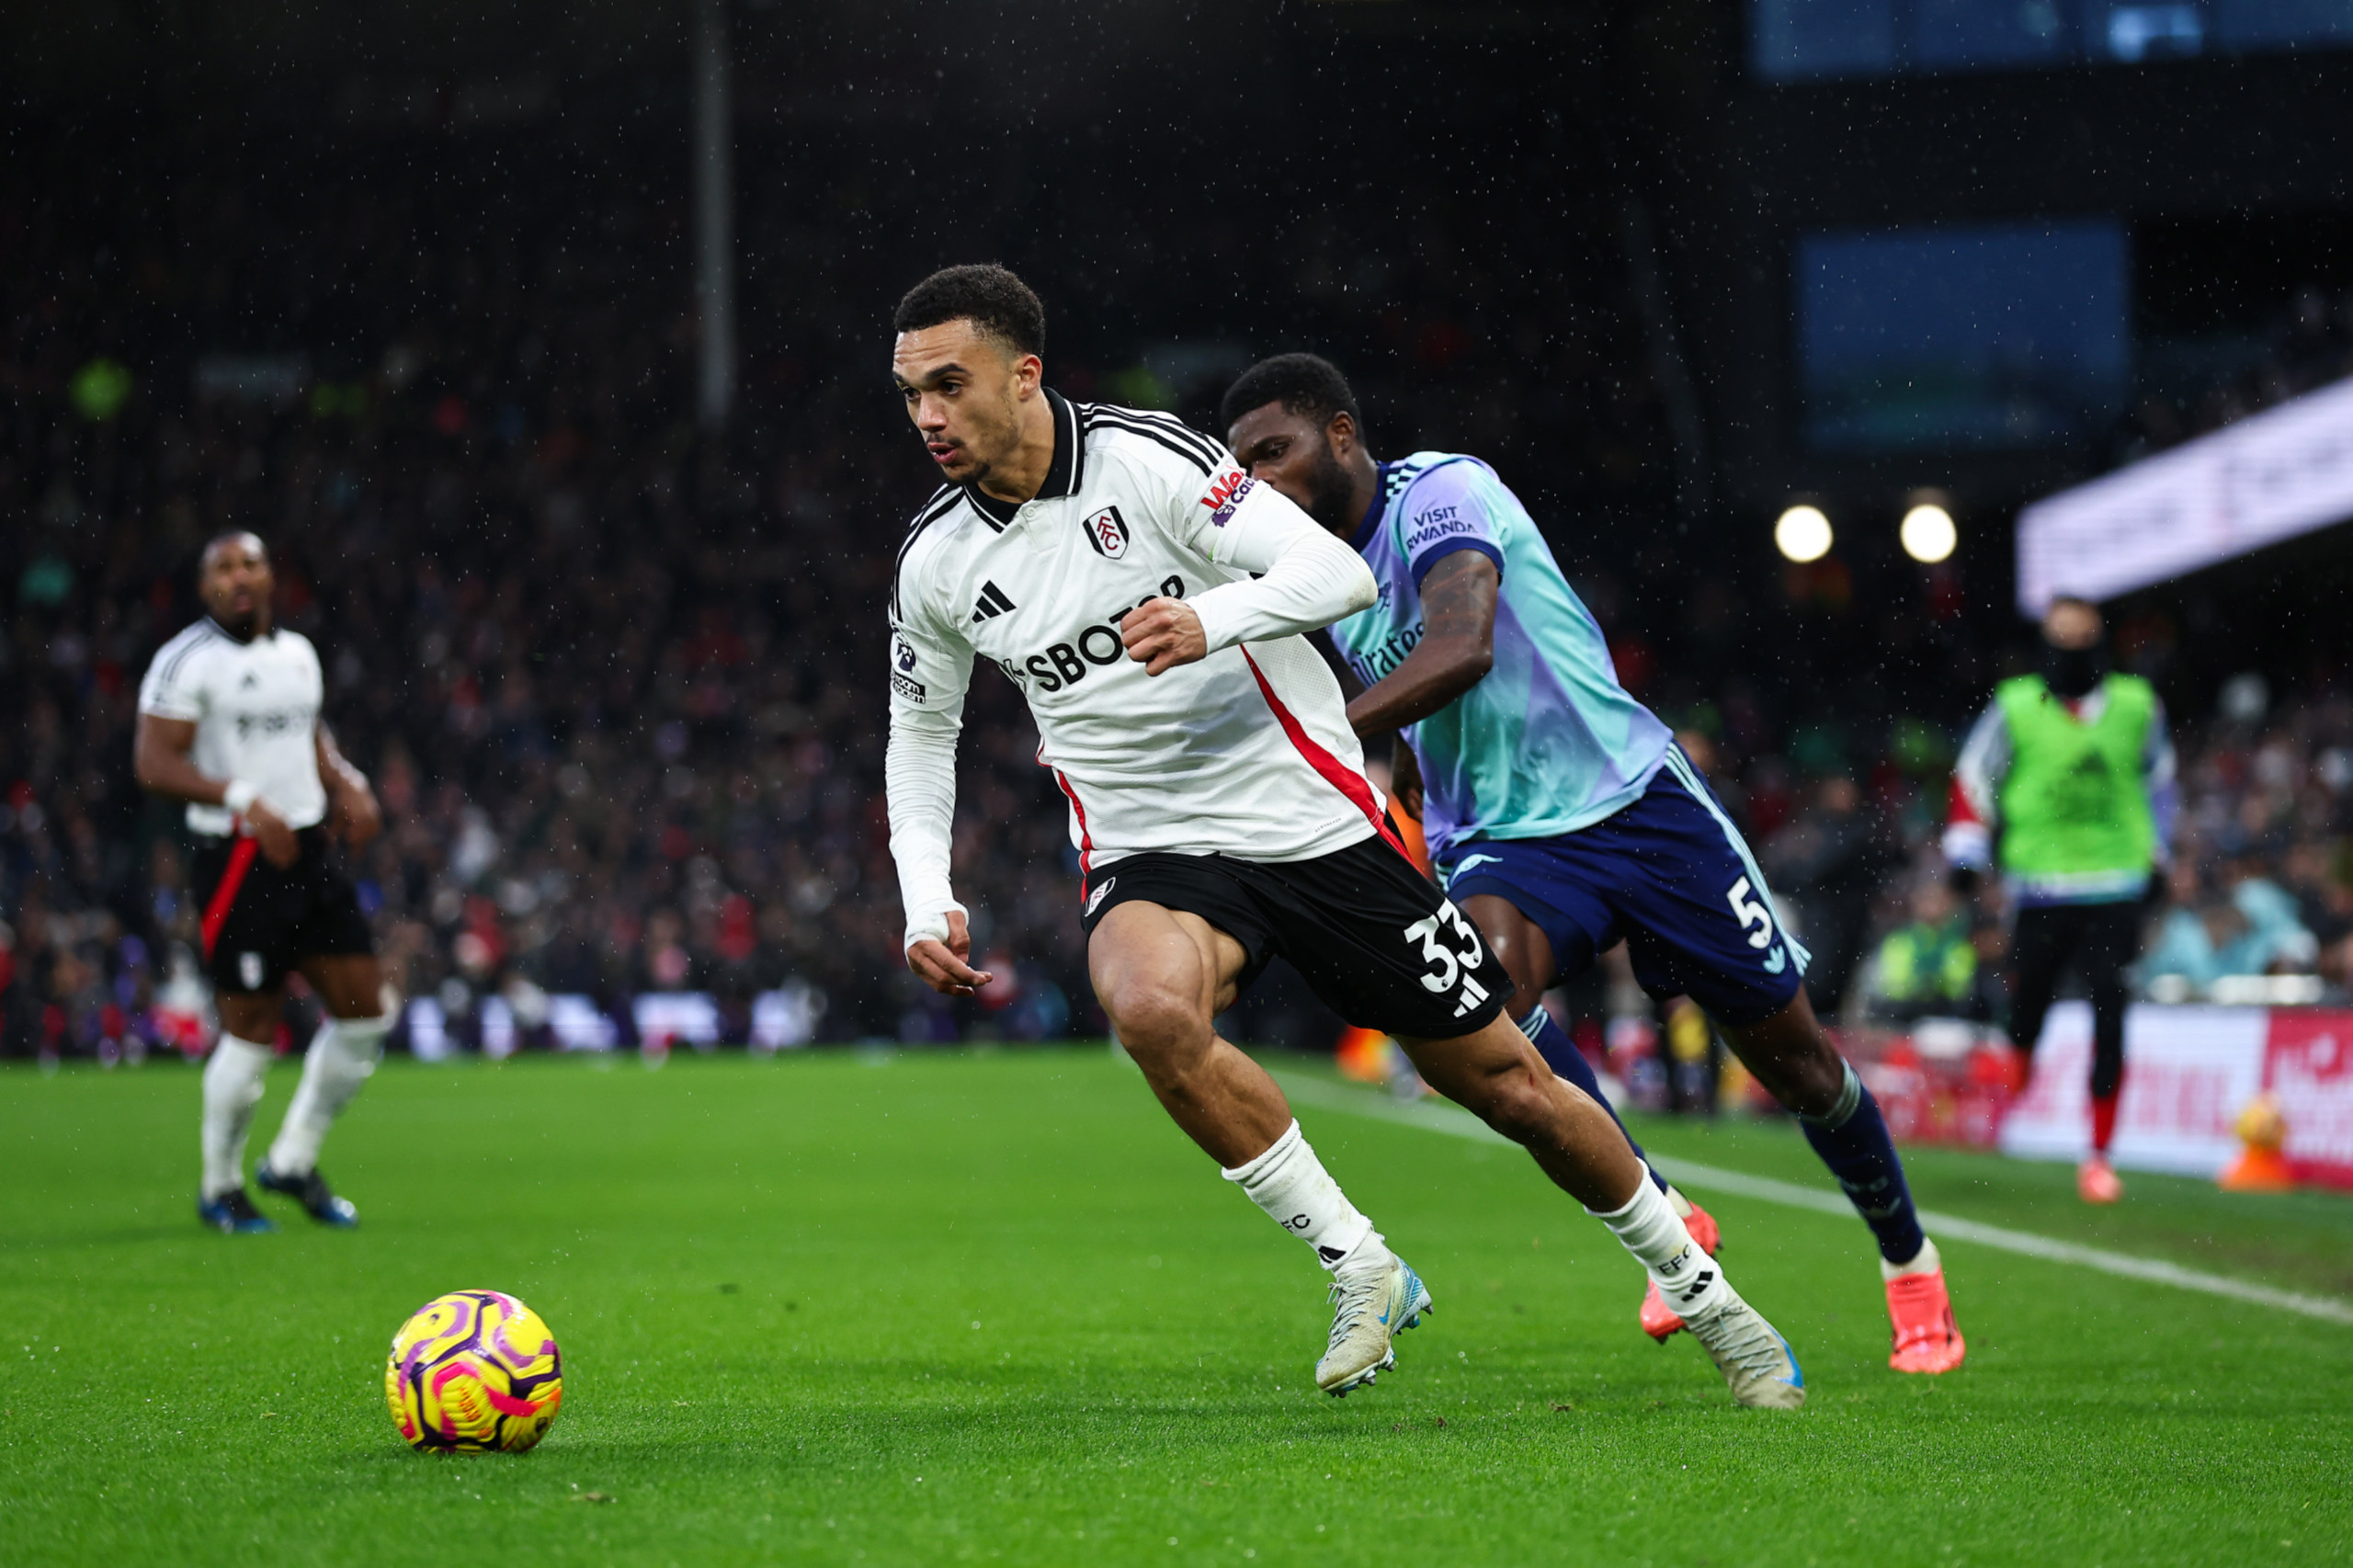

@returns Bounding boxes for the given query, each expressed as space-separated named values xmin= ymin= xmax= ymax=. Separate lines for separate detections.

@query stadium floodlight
xmin=1901 ymin=503 xmax=1957 ymax=563
xmin=1774 ymin=506 xmax=1833 ymax=562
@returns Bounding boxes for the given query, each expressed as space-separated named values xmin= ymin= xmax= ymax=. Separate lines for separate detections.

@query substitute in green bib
xmin=1942 ymin=597 xmax=2175 ymax=1205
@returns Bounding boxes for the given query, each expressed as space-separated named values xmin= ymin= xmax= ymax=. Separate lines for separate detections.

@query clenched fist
xmin=1119 ymin=597 xmax=1207 ymax=676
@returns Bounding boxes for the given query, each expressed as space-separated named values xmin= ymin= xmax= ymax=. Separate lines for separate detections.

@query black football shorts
xmin=192 ymin=826 xmax=375 ymax=994
xmin=1078 ymin=830 xmax=1512 ymax=1040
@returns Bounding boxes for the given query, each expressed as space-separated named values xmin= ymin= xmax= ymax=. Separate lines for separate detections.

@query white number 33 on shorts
xmin=1404 ymin=900 xmax=1487 ymax=994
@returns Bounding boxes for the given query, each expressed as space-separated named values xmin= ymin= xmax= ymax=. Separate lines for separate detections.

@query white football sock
xmin=1590 ymin=1177 xmax=1729 ymax=1318
xmin=1881 ymin=1234 xmax=1942 ymax=1281
xmin=1222 ymin=1119 xmax=1379 ymax=1272
xmin=266 ymin=1013 xmax=391 ymax=1176
xmin=200 ymin=1033 xmax=274 ymax=1199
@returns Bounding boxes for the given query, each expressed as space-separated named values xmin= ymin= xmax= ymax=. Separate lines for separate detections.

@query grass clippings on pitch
xmin=2 ymin=1047 xmax=2349 ymax=1567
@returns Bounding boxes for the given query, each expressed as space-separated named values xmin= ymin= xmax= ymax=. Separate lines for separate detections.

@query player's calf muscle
xmin=1464 ymin=1071 xmax=1563 ymax=1150
xmin=1404 ymin=1019 xmax=1641 ymax=1205
xmin=1405 ymin=1035 xmax=1542 ymax=1128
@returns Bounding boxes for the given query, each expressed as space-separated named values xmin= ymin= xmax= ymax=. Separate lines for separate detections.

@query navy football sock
xmin=1799 ymin=1062 xmax=1927 ymax=1266
xmin=1519 ymin=1006 xmax=1668 ymax=1195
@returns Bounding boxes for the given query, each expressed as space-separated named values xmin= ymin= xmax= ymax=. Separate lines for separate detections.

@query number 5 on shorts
xmin=1726 ymin=876 xmax=1774 ymax=949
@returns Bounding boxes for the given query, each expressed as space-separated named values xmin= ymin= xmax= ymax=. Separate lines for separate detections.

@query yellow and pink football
xmin=384 ymin=1290 xmax=563 ymax=1453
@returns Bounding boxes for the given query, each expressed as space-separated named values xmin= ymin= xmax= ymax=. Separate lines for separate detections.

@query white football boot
xmin=1315 ymin=1248 xmax=1433 ymax=1396
xmin=1683 ymin=1283 xmax=1807 ymax=1409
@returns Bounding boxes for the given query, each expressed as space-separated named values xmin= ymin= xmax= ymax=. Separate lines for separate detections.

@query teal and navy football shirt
xmin=1326 ymin=452 xmax=1673 ymax=863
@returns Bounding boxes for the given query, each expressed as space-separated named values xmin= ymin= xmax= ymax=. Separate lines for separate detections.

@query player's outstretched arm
xmin=1343 ymin=551 xmax=1499 ymax=737
xmin=315 ymin=721 xmax=382 ymax=849
xmin=133 ymin=710 xmax=300 ymax=867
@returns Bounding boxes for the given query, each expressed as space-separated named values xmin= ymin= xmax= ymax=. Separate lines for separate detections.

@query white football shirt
xmin=136 ymin=619 xmax=329 ymax=835
xmin=886 ymin=391 xmax=1386 ymax=948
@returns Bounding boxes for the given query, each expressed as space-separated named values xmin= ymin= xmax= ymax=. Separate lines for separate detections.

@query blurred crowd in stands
xmin=2112 ymin=282 xmax=2353 ymax=463
xmin=3 ymin=119 xmax=2349 ymax=1064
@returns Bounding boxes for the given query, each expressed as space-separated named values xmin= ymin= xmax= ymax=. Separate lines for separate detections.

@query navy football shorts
xmin=1436 ymin=746 xmax=1810 ymax=1028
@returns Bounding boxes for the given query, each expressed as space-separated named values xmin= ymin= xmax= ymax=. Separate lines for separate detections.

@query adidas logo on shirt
xmin=971 ymin=580 xmax=1017 ymax=621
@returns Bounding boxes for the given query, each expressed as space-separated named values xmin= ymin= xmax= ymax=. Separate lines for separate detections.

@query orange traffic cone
xmin=2218 ymin=1092 xmax=2296 ymax=1192
xmin=1335 ymin=1026 xmax=1392 ymax=1085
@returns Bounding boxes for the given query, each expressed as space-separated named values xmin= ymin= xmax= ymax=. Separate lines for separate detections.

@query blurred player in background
xmin=134 ymin=533 xmax=392 ymax=1233
xmin=1944 ymin=596 xmax=2175 ymax=1204
xmin=1223 ymin=353 xmax=1964 ymax=1376
xmin=886 ymin=267 xmax=1806 ymax=1407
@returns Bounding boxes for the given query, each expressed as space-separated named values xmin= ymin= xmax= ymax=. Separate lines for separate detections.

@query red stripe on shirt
xmin=200 ymin=835 xmax=262 ymax=960
xmin=1946 ymin=775 xmax=1983 ymax=829
xmin=1237 ymin=647 xmax=1412 ymax=861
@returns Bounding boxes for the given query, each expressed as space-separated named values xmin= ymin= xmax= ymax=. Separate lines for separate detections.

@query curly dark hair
xmin=1219 ymin=352 xmax=1363 ymax=437
xmin=892 ymin=265 xmax=1046 ymax=358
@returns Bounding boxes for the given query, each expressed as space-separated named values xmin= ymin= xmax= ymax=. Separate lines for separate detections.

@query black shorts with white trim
xmin=1078 ymin=833 xmax=1512 ymax=1041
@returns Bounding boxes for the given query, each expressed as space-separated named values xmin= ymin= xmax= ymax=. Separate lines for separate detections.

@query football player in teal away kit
xmin=1222 ymin=354 xmax=1964 ymax=1374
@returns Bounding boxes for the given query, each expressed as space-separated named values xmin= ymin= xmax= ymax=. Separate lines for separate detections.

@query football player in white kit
xmin=134 ymin=533 xmax=392 ymax=1233
xmin=884 ymin=267 xmax=1808 ymax=1407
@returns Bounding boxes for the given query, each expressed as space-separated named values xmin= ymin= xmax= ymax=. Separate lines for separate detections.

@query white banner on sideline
xmin=2017 ymin=374 xmax=2353 ymax=613
xmin=1998 ymin=1002 xmax=2268 ymax=1175
xmin=632 ymin=992 xmax=721 ymax=1051
xmin=404 ymin=996 xmax=455 ymax=1063
xmin=751 ymin=981 xmax=823 ymax=1052
xmin=480 ymin=995 xmax=518 ymax=1061
xmin=547 ymin=994 xmax=619 ymax=1052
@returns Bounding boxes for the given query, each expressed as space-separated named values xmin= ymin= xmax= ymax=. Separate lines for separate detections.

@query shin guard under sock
xmin=200 ymin=1033 xmax=274 ymax=1199
xmin=1799 ymin=1062 xmax=1927 ymax=1267
xmin=266 ymin=1013 xmax=391 ymax=1176
xmin=1589 ymin=1178 xmax=1726 ymax=1317
xmin=1222 ymin=1120 xmax=1379 ymax=1271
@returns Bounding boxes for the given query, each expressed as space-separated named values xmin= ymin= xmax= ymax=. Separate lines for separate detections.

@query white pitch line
xmin=1273 ymin=1070 xmax=2353 ymax=1326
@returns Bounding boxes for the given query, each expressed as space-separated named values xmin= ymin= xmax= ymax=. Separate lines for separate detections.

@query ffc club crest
xmin=1081 ymin=506 xmax=1131 ymax=560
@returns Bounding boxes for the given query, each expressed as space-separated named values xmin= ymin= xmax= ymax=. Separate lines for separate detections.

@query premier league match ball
xmin=385 ymin=1290 xmax=564 ymax=1453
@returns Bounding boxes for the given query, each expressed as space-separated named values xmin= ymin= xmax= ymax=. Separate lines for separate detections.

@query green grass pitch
xmin=4 ymin=1046 xmax=2351 ymax=1566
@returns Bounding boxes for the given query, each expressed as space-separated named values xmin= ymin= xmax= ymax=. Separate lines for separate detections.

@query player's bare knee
xmin=217 ymin=993 xmax=280 ymax=1041
xmin=1102 ymin=972 xmax=1211 ymax=1065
